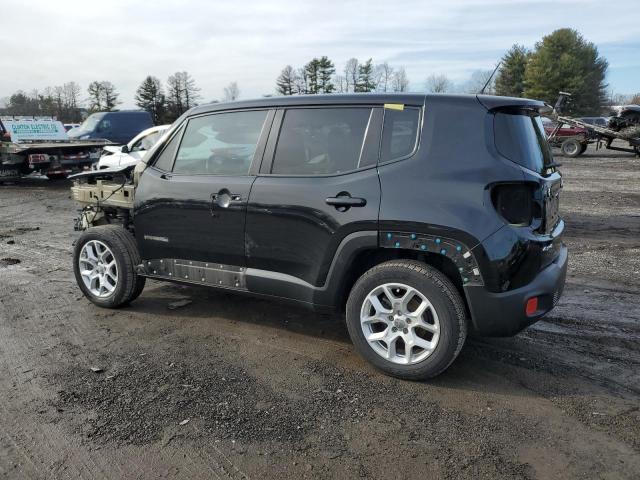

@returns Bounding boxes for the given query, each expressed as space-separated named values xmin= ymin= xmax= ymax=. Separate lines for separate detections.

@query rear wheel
xmin=73 ymin=225 xmax=145 ymax=308
xmin=561 ymin=138 xmax=583 ymax=157
xmin=345 ymin=260 xmax=467 ymax=380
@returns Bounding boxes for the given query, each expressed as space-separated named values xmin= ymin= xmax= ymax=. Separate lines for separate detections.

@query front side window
xmin=380 ymin=107 xmax=420 ymax=162
xmin=271 ymin=107 xmax=372 ymax=175
xmin=172 ymin=110 xmax=268 ymax=175
xmin=152 ymin=126 xmax=184 ymax=171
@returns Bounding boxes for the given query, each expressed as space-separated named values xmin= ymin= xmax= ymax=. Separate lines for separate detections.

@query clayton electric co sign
xmin=2 ymin=119 xmax=69 ymax=142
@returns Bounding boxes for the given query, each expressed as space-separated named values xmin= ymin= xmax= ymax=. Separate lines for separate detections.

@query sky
xmin=1 ymin=0 xmax=639 ymax=108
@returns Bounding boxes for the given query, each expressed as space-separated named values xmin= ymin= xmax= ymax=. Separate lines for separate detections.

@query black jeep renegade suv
xmin=72 ymin=93 xmax=567 ymax=379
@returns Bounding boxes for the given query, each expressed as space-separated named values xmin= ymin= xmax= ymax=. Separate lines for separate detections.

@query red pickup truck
xmin=541 ymin=117 xmax=588 ymax=157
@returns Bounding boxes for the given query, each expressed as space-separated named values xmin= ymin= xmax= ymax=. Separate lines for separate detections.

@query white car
xmin=97 ymin=125 xmax=170 ymax=169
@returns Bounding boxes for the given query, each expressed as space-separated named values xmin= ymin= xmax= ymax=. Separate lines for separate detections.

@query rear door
xmin=245 ymin=106 xmax=383 ymax=288
xmin=134 ymin=109 xmax=273 ymax=267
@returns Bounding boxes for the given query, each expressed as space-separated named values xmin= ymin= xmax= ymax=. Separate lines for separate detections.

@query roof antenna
xmin=479 ymin=61 xmax=501 ymax=95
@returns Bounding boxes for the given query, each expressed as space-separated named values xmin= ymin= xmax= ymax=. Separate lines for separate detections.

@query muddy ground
xmin=0 ymin=145 xmax=639 ymax=479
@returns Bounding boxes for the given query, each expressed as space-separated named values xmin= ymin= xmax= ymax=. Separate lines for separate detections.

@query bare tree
xmin=333 ymin=75 xmax=347 ymax=93
xmin=293 ymin=67 xmax=307 ymax=94
xmin=344 ymin=58 xmax=359 ymax=93
xmin=425 ymin=74 xmax=453 ymax=93
xmin=223 ymin=82 xmax=240 ymax=102
xmin=375 ymin=62 xmax=395 ymax=92
xmin=392 ymin=67 xmax=410 ymax=92
xmin=276 ymin=65 xmax=297 ymax=95
xmin=86 ymin=81 xmax=120 ymax=112
xmin=461 ymin=69 xmax=496 ymax=94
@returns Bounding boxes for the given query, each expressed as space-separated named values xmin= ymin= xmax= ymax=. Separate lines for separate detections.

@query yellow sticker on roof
xmin=384 ymin=103 xmax=404 ymax=111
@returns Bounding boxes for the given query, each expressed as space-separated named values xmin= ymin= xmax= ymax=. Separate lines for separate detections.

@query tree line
xmin=0 ymin=73 xmax=245 ymax=124
xmin=276 ymin=57 xmax=409 ymax=95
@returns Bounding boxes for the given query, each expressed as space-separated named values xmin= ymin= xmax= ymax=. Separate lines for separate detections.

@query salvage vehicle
xmin=68 ymin=110 xmax=153 ymax=145
xmin=545 ymin=93 xmax=640 ymax=158
xmin=70 ymin=93 xmax=567 ymax=379
xmin=0 ymin=117 xmax=112 ymax=180
xmin=96 ymin=125 xmax=170 ymax=170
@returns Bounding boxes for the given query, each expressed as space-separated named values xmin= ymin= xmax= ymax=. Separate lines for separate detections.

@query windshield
xmin=494 ymin=111 xmax=554 ymax=174
xmin=76 ymin=113 xmax=105 ymax=133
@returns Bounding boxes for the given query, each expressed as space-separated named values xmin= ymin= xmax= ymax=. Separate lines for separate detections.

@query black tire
xmin=46 ymin=173 xmax=68 ymax=180
xmin=560 ymin=138 xmax=583 ymax=157
xmin=579 ymin=143 xmax=588 ymax=154
xmin=73 ymin=225 xmax=145 ymax=308
xmin=345 ymin=260 xmax=467 ymax=380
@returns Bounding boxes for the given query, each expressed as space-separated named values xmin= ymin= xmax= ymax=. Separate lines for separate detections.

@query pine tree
xmin=523 ymin=29 xmax=608 ymax=115
xmin=101 ymin=82 xmax=120 ymax=111
xmin=495 ymin=45 xmax=530 ymax=97
xmin=317 ymin=56 xmax=335 ymax=93
xmin=135 ymin=76 xmax=166 ymax=124
xmin=304 ymin=59 xmax=321 ymax=94
xmin=355 ymin=59 xmax=376 ymax=92
xmin=276 ymin=65 xmax=296 ymax=95
xmin=87 ymin=81 xmax=104 ymax=112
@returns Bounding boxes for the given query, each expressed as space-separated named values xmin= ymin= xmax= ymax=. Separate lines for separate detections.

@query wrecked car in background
xmin=0 ymin=117 xmax=112 ymax=180
xmin=96 ymin=125 xmax=170 ymax=170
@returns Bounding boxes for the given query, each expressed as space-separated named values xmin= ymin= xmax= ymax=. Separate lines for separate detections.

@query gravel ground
xmin=0 ymin=144 xmax=639 ymax=479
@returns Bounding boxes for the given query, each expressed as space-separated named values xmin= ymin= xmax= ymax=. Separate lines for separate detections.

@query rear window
xmin=494 ymin=111 xmax=554 ymax=174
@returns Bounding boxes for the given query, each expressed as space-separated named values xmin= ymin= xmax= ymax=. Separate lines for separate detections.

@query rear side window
xmin=153 ymin=126 xmax=183 ymax=171
xmin=271 ymin=108 xmax=372 ymax=175
xmin=494 ymin=111 xmax=553 ymax=174
xmin=172 ymin=110 xmax=268 ymax=175
xmin=380 ymin=107 xmax=420 ymax=162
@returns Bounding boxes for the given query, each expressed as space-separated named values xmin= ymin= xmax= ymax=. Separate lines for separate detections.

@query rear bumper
xmin=464 ymin=244 xmax=568 ymax=336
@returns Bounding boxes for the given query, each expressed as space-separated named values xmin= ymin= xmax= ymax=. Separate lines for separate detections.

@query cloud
xmin=1 ymin=0 xmax=638 ymax=107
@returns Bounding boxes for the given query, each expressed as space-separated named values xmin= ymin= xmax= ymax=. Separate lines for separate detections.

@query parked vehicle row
xmin=1 ymin=111 xmax=161 ymax=181
xmin=70 ymin=93 xmax=567 ymax=380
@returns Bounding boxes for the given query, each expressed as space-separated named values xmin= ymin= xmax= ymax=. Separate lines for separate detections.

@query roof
xmin=187 ymin=93 xmax=546 ymax=117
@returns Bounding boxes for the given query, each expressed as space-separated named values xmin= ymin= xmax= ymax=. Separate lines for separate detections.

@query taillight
xmin=491 ymin=184 xmax=534 ymax=226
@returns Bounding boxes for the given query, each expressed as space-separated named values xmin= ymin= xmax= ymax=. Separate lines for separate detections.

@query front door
xmin=134 ymin=109 xmax=273 ymax=267
xmin=245 ymin=106 xmax=383 ymax=288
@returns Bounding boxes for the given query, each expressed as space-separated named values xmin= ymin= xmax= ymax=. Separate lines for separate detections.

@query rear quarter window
xmin=380 ymin=107 xmax=420 ymax=162
xmin=494 ymin=111 xmax=553 ymax=174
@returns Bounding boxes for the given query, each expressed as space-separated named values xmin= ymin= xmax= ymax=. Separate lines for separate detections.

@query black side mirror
xmin=121 ymin=145 xmax=129 ymax=153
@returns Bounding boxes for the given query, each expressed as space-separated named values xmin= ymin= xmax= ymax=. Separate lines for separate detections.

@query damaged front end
xmin=70 ymin=164 xmax=139 ymax=231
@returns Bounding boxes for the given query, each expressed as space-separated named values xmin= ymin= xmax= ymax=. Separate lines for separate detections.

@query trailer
xmin=547 ymin=93 xmax=640 ymax=158
xmin=0 ymin=117 xmax=113 ymax=181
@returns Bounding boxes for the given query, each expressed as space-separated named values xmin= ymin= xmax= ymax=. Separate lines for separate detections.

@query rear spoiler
xmin=476 ymin=94 xmax=547 ymax=113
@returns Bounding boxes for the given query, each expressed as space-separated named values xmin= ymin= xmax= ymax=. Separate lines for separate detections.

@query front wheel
xmin=73 ymin=225 xmax=145 ymax=308
xmin=345 ymin=260 xmax=467 ymax=380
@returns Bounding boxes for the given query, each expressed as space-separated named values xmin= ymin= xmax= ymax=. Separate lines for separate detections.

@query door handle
xmin=211 ymin=189 xmax=242 ymax=210
xmin=326 ymin=192 xmax=367 ymax=211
